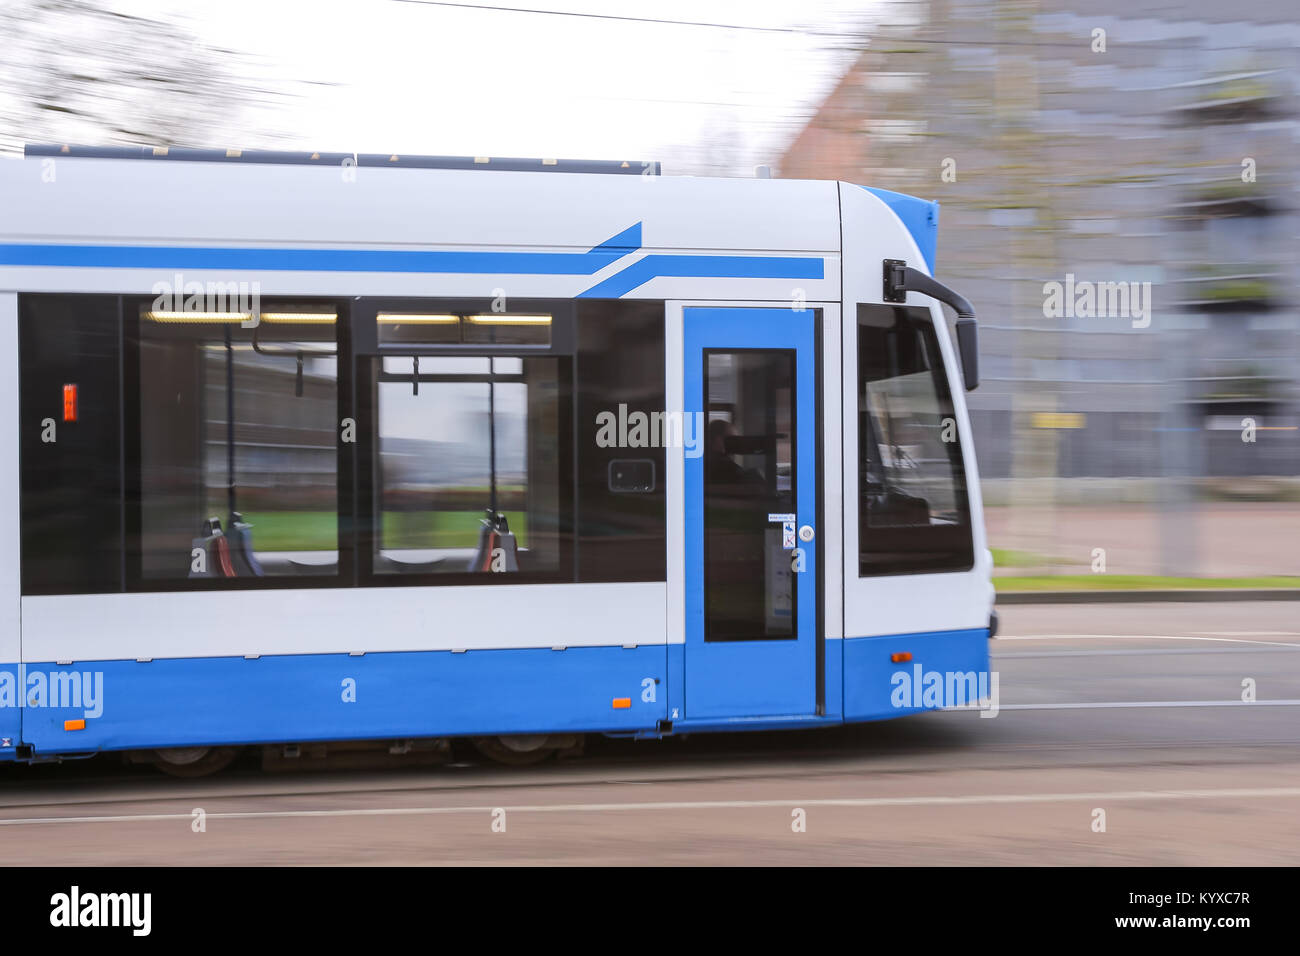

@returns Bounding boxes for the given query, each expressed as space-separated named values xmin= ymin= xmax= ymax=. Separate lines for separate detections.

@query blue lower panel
xmin=6 ymin=645 xmax=667 ymax=757
xmin=843 ymin=628 xmax=991 ymax=721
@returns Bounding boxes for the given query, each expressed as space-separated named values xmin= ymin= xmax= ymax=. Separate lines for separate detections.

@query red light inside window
xmin=62 ymin=384 xmax=77 ymax=422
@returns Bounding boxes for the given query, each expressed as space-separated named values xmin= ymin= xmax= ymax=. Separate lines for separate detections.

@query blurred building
xmin=780 ymin=0 xmax=1299 ymax=494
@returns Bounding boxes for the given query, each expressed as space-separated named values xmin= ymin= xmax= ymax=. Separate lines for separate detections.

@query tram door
xmin=683 ymin=308 xmax=818 ymax=719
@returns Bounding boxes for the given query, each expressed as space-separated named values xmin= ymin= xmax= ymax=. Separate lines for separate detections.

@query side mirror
xmin=882 ymin=260 xmax=979 ymax=392
xmin=955 ymin=318 xmax=979 ymax=391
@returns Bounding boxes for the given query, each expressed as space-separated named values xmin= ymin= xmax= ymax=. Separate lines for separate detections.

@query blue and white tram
xmin=0 ymin=147 xmax=994 ymax=773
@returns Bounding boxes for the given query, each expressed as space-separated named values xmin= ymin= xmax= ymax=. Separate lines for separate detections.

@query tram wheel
xmin=470 ymin=735 xmax=559 ymax=766
xmin=151 ymin=746 xmax=241 ymax=778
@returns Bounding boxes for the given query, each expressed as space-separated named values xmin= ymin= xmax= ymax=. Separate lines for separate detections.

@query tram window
xmin=372 ymin=355 xmax=570 ymax=578
xmin=575 ymin=301 xmax=667 ymax=582
xmin=135 ymin=304 xmax=340 ymax=582
xmin=703 ymin=350 xmax=797 ymax=641
xmin=857 ymin=304 xmax=973 ymax=575
xmin=19 ymin=295 xmax=123 ymax=595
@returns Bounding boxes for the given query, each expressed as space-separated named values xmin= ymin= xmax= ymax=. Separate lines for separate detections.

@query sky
xmin=168 ymin=0 xmax=884 ymax=173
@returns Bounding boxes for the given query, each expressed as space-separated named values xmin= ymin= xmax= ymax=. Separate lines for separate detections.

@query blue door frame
xmin=683 ymin=308 xmax=818 ymax=720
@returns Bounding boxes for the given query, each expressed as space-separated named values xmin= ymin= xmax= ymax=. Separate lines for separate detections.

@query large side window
xmin=358 ymin=301 xmax=574 ymax=584
xmin=360 ymin=299 xmax=668 ymax=585
xmin=370 ymin=353 xmax=570 ymax=578
xmin=26 ymin=295 xmax=669 ymax=595
xmin=132 ymin=301 xmax=341 ymax=585
xmin=858 ymin=304 xmax=973 ymax=575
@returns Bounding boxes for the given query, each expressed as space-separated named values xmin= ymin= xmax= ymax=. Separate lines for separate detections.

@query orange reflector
xmin=890 ymin=652 xmax=913 ymax=663
xmin=612 ymin=697 xmax=631 ymax=709
xmin=64 ymin=718 xmax=85 ymax=731
xmin=62 ymin=384 xmax=78 ymax=422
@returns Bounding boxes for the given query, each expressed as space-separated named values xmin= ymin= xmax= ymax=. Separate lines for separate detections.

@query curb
xmin=995 ymin=589 xmax=1300 ymax=605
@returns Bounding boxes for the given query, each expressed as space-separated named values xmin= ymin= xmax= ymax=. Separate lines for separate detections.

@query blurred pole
xmin=1157 ymin=333 xmax=1202 ymax=576
xmin=1158 ymin=39 xmax=1201 ymax=578
xmin=999 ymin=0 xmax=1060 ymax=574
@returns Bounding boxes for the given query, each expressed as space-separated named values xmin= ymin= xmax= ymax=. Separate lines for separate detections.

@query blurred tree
xmin=671 ymin=110 xmax=751 ymax=177
xmin=0 ymin=0 xmax=287 ymax=153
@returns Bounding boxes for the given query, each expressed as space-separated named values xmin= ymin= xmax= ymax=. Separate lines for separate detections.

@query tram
xmin=0 ymin=146 xmax=993 ymax=773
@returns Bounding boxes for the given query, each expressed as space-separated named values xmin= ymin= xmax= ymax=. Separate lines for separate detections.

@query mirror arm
xmin=882 ymin=258 xmax=979 ymax=391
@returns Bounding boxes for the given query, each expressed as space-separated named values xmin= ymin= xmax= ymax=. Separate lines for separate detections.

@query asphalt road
xmin=1 ymin=601 xmax=1297 ymax=865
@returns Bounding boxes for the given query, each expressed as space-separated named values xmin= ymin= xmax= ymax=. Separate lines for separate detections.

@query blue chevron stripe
xmin=578 ymin=253 xmax=824 ymax=298
xmin=0 ymin=221 xmax=826 ymax=299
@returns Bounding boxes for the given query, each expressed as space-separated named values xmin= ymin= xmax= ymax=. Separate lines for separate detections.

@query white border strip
xmin=5 ymin=785 xmax=1300 ymax=826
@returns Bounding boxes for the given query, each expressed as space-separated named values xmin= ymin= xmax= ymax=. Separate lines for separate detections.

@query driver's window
xmin=857 ymin=304 xmax=973 ymax=576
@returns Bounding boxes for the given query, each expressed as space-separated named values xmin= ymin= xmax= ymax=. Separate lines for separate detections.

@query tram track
xmin=1 ymin=717 xmax=1296 ymax=815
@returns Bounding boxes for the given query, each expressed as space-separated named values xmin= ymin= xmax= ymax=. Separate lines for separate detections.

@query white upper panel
xmin=0 ymin=157 xmax=844 ymax=301
xmin=0 ymin=157 xmax=840 ymax=252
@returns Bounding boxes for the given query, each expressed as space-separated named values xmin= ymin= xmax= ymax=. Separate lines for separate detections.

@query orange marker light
xmin=612 ymin=697 xmax=631 ymax=709
xmin=64 ymin=718 xmax=85 ymax=731
xmin=890 ymin=652 xmax=913 ymax=663
xmin=62 ymin=384 xmax=78 ymax=422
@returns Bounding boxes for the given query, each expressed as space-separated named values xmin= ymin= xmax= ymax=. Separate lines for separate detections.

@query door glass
xmin=703 ymin=350 xmax=796 ymax=642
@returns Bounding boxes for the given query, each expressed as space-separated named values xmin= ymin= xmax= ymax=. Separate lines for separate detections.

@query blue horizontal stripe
xmin=0 ymin=223 xmax=642 ymax=275
xmin=0 ymin=240 xmax=629 ymax=275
